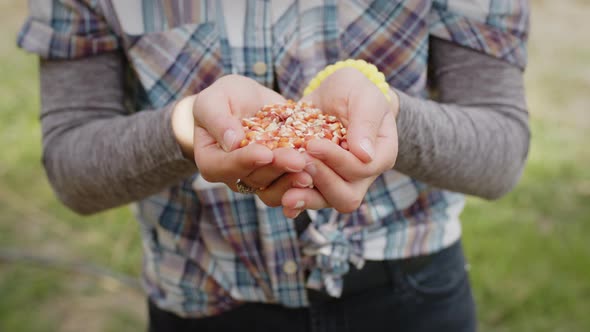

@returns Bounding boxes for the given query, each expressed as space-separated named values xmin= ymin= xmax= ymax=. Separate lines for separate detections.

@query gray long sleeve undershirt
xmin=39 ymin=37 xmax=529 ymax=215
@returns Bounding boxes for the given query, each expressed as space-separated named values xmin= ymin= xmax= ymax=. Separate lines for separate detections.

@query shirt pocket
xmin=339 ymin=0 xmax=430 ymax=93
xmin=123 ymin=22 xmax=225 ymax=109
xmin=112 ymin=0 xmax=212 ymax=35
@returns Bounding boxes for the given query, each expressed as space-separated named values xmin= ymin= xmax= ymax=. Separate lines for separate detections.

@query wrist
xmin=171 ymin=95 xmax=197 ymax=160
xmin=304 ymin=59 xmax=391 ymax=102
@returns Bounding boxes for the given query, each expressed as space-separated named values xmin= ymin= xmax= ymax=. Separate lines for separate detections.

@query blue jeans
xmin=148 ymin=240 xmax=476 ymax=332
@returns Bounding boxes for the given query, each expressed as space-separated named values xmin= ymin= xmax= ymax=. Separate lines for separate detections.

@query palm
xmin=279 ymin=67 xmax=398 ymax=215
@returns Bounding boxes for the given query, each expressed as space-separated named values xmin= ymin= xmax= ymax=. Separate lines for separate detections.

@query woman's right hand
xmin=185 ymin=75 xmax=310 ymax=199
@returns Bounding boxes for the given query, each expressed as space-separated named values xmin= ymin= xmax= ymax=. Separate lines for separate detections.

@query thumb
xmin=346 ymin=86 xmax=388 ymax=163
xmin=193 ymin=90 xmax=245 ymax=152
xmin=299 ymin=87 xmax=320 ymax=105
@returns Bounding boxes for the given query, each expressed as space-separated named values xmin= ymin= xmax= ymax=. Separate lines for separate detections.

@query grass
xmin=0 ymin=0 xmax=588 ymax=331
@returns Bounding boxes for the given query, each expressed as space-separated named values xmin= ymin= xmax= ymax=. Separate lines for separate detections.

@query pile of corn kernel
xmin=239 ymin=100 xmax=348 ymax=151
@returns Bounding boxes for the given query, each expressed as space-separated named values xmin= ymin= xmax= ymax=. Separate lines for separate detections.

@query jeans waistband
xmin=306 ymin=240 xmax=461 ymax=304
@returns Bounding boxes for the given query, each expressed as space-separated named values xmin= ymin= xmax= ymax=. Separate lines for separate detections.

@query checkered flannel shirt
xmin=19 ymin=0 xmax=528 ymax=317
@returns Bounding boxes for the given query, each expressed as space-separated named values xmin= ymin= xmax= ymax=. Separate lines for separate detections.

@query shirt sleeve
xmin=17 ymin=0 xmax=119 ymax=59
xmin=429 ymin=0 xmax=530 ymax=69
xmin=39 ymin=52 xmax=198 ymax=215
xmin=394 ymin=38 xmax=529 ymax=200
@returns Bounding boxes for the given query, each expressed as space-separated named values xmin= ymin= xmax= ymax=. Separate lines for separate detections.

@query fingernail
xmin=285 ymin=166 xmax=302 ymax=172
xmin=292 ymin=210 xmax=302 ymax=219
xmin=360 ymin=138 xmax=375 ymax=161
xmin=306 ymin=144 xmax=321 ymax=156
xmin=294 ymin=201 xmax=305 ymax=209
xmin=295 ymin=180 xmax=311 ymax=188
xmin=222 ymin=129 xmax=236 ymax=152
xmin=305 ymin=162 xmax=317 ymax=176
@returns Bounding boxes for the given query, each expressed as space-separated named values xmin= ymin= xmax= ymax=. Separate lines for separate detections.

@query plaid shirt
xmin=19 ymin=0 xmax=528 ymax=317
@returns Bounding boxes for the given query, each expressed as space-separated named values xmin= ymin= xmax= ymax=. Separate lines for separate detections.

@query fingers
xmin=305 ymin=139 xmax=373 ymax=181
xmin=194 ymin=126 xmax=273 ymax=183
xmin=193 ymin=87 xmax=245 ymax=152
xmin=302 ymin=67 xmax=394 ymax=164
xmin=270 ymin=148 xmax=307 ymax=172
xmin=193 ymin=75 xmax=286 ymax=152
xmin=256 ymin=172 xmax=313 ymax=207
xmin=301 ymin=154 xmax=365 ymax=214
xmin=281 ymin=188 xmax=329 ymax=218
xmin=305 ymin=111 xmax=397 ymax=181
xmin=244 ymin=148 xmax=307 ymax=189
xmin=345 ymin=84 xmax=391 ymax=163
xmin=300 ymin=77 xmax=350 ymax=126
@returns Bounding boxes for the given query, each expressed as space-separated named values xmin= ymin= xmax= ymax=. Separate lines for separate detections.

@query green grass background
xmin=1 ymin=0 xmax=589 ymax=331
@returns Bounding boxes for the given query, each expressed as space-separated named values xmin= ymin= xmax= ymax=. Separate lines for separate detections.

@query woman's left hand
xmin=280 ymin=67 xmax=399 ymax=218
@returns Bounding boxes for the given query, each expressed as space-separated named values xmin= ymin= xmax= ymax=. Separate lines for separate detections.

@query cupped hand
xmin=280 ymin=66 xmax=399 ymax=217
xmin=189 ymin=75 xmax=308 ymax=196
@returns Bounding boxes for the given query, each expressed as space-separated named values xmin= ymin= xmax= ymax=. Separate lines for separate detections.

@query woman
xmin=19 ymin=0 xmax=530 ymax=331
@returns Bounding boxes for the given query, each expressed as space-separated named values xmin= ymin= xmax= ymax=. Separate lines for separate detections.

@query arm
xmin=41 ymin=53 xmax=308 ymax=215
xmin=281 ymin=38 xmax=530 ymax=214
xmin=394 ymin=37 xmax=530 ymax=199
xmin=40 ymin=52 xmax=197 ymax=215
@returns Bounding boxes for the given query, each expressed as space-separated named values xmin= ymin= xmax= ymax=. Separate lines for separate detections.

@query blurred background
xmin=1 ymin=0 xmax=588 ymax=331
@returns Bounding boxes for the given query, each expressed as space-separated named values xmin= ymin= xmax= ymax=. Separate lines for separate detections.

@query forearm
xmin=40 ymin=52 xmax=197 ymax=214
xmin=394 ymin=38 xmax=530 ymax=199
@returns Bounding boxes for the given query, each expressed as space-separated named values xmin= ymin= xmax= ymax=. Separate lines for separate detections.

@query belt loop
xmin=382 ymin=259 xmax=398 ymax=288
xmin=385 ymin=258 xmax=411 ymax=293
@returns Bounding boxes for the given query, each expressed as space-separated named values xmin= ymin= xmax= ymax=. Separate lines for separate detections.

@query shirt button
xmin=282 ymin=260 xmax=298 ymax=275
xmin=252 ymin=61 xmax=267 ymax=76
